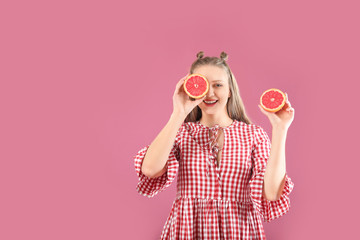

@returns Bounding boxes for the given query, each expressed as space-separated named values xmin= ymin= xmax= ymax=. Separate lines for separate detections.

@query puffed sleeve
xmin=133 ymin=123 xmax=184 ymax=198
xmin=249 ymin=125 xmax=295 ymax=222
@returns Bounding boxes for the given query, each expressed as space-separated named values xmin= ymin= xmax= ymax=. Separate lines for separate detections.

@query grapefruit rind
xmin=183 ymin=74 xmax=209 ymax=99
xmin=260 ymin=88 xmax=287 ymax=112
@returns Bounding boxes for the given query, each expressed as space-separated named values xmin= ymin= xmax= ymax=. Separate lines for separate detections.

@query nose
xmin=206 ymin=86 xmax=214 ymax=98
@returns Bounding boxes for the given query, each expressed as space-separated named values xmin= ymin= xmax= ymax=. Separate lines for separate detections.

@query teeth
xmin=204 ymin=100 xmax=217 ymax=104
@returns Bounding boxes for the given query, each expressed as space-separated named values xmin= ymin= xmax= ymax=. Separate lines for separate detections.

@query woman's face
xmin=193 ymin=65 xmax=231 ymax=116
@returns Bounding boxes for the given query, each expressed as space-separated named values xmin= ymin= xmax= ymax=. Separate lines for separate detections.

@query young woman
xmin=134 ymin=51 xmax=295 ymax=239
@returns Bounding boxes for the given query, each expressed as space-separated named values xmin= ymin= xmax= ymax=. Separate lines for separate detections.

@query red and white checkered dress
xmin=134 ymin=119 xmax=294 ymax=240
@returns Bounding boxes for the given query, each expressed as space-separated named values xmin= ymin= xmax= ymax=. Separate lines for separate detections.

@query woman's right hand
xmin=172 ymin=74 xmax=206 ymax=118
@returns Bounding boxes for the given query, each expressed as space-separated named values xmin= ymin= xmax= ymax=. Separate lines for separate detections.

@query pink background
xmin=1 ymin=0 xmax=359 ymax=239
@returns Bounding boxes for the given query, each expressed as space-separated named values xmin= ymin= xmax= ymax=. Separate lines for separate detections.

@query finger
xmin=258 ymin=105 xmax=267 ymax=114
xmin=181 ymin=74 xmax=190 ymax=81
xmin=174 ymin=84 xmax=183 ymax=95
xmin=175 ymin=75 xmax=189 ymax=93
xmin=176 ymin=76 xmax=186 ymax=89
xmin=177 ymin=74 xmax=189 ymax=86
xmin=282 ymin=102 xmax=289 ymax=110
xmin=189 ymin=95 xmax=204 ymax=104
xmin=285 ymin=92 xmax=291 ymax=106
xmin=195 ymin=95 xmax=206 ymax=103
xmin=286 ymin=107 xmax=294 ymax=112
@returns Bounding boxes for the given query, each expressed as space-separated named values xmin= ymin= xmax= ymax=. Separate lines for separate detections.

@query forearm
xmin=141 ymin=111 xmax=185 ymax=178
xmin=263 ymin=126 xmax=288 ymax=201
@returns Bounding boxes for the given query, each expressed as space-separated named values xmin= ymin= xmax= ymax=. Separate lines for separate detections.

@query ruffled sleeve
xmin=249 ymin=125 xmax=295 ymax=222
xmin=133 ymin=123 xmax=184 ymax=198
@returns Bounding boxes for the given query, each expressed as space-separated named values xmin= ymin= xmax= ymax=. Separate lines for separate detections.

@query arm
xmin=141 ymin=74 xmax=206 ymax=179
xmin=263 ymin=126 xmax=288 ymax=201
xmin=141 ymin=111 xmax=185 ymax=178
xmin=258 ymin=92 xmax=295 ymax=201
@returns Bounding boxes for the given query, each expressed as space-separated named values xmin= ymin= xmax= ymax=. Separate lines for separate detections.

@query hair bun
xmin=220 ymin=51 xmax=228 ymax=61
xmin=196 ymin=51 xmax=204 ymax=59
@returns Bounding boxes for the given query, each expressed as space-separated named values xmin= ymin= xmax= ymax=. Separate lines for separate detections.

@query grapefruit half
xmin=260 ymin=88 xmax=287 ymax=112
xmin=183 ymin=74 xmax=209 ymax=99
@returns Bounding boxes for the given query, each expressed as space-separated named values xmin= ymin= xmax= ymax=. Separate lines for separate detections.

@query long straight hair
xmin=184 ymin=51 xmax=252 ymax=125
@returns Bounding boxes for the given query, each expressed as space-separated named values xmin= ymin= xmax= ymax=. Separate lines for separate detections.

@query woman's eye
xmin=216 ymin=84 xmax=222 ymax=87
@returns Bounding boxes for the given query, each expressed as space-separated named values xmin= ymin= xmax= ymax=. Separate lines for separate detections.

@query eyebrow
xmin=210 ymin=80 xmax=224 ymax=83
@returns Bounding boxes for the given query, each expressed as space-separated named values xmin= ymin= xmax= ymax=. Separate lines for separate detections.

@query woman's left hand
xmin=258 ymin=92 xmax=295 ymax=130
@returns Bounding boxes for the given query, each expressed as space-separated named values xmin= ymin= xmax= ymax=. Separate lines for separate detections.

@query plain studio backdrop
xmin=0 ymin=0 xmax=358 ymax=239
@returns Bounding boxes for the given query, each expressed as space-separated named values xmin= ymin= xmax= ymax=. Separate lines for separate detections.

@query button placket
xmin=206 ymin=124 xmax=223 ymax=180
xmin=211 ymin=125 xmax=223 ymax=165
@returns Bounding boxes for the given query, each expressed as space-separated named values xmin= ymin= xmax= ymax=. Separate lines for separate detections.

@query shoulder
xmin=250 ymin=123 xmax=270 ymax=144
xmin=174 ymin=121 xmax=197 ymax=140
xmin=233 ymin=121 xmax=269 ymax=142
xmin=178 ymin=121 xmax=201 ymax=134
xmin=232 ymin=120 xmax=261 ymax=134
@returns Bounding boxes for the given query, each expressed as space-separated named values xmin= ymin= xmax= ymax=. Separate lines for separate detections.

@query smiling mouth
xmin=203 ymin=100 xmax=218 ymax=104
xmin=203 ymin=100 xmax=218 ymax=106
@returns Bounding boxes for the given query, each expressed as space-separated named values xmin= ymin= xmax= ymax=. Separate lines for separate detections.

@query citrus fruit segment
xmin=183 ymin=74 xmax=209 ymax=99
xmin=260 ymin=88 xmax=287 ymax=112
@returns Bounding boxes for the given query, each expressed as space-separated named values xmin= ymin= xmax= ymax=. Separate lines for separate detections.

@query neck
xmin=199 ymin=115 xmax=234 ymax=128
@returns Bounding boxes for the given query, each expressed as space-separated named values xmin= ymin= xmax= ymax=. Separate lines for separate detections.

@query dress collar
xmin=195 ymin=119 xmax=237 ymax=131
xmin=184 ymin=119 xmax=238 ymax=176
xmin=183 ymin=120 xmax=238 ymax=150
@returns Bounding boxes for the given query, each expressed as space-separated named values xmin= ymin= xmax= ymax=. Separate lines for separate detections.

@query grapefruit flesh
xmin=183 ymin=74 xmax=209 ymax=99
xmin=260 ymin=88 xmax=287 ymax=112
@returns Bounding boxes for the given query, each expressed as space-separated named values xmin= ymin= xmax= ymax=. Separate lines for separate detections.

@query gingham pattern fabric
xmin=134 ymin=120 xmax=294 ymax=240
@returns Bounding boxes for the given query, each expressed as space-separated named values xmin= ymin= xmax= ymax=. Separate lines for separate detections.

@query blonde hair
xmin=184 ymin=51 xmax=252 ymax=125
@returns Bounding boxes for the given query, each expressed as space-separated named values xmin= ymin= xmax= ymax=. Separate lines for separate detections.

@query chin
xmin=200 ymin=109 xmax=217 ymax=115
